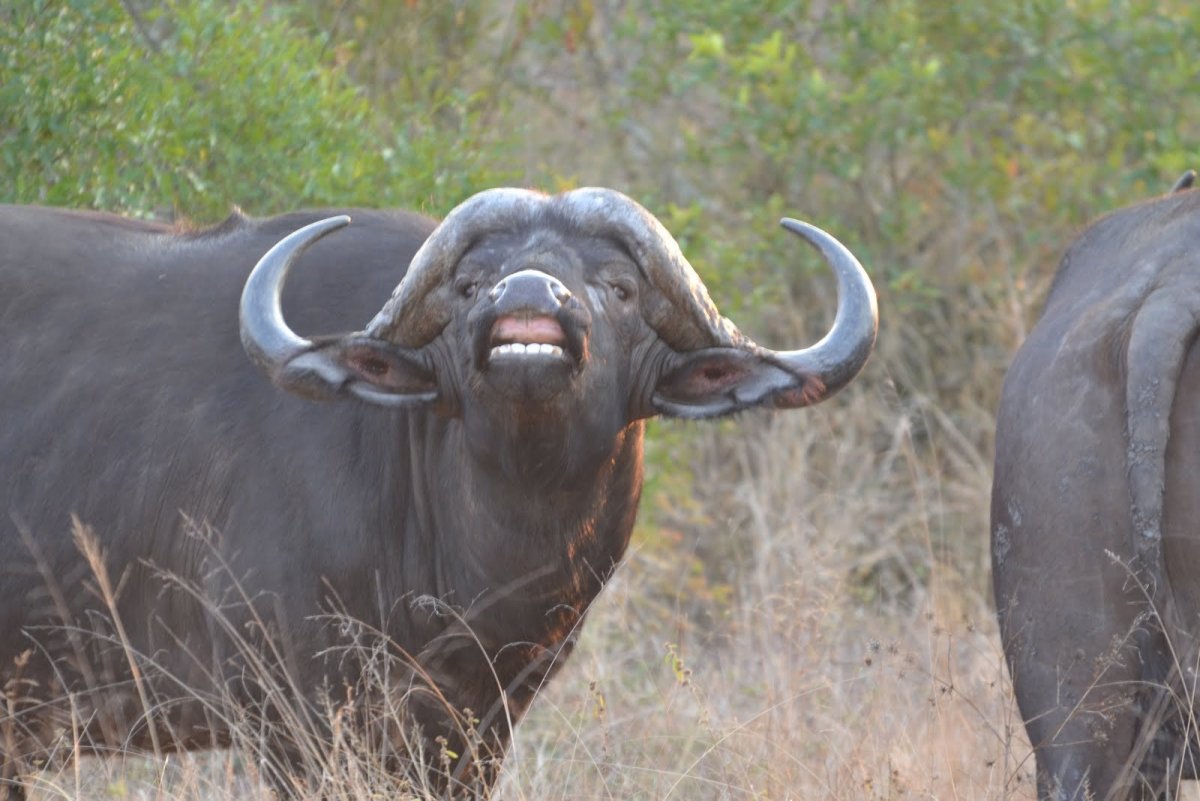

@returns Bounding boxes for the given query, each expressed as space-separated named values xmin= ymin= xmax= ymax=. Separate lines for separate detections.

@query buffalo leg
xmin=993 ymin=376 xmax=1172 ymax=800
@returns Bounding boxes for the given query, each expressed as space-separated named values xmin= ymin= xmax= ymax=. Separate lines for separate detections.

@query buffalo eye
xmin=456 ymin=278 xmax=480 ymax=298
xmin=609 ymin=281 xmax=635 ymax=302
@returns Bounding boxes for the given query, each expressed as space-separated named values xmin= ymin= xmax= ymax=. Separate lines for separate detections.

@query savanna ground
xmin=5 ymin=1 xmax=1200 ymax=798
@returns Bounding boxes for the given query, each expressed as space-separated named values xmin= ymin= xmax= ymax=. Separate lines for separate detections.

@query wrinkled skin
xmin=993 ymin=187 xmax=1200 ymax=800
xmin=0 ymin=189 xmax=875 ymax=798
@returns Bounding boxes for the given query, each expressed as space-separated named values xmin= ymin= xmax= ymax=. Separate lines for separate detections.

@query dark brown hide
xmin=993 ymin=186 xmax=1200 ymax=800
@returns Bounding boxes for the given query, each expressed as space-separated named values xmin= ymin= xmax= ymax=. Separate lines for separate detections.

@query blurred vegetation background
xmin=3 ymin=0 xmax=1200 ymax=798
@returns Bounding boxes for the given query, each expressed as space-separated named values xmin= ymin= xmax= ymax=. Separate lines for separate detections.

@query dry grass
xmin=498 ymin=375 xmax=1035 ymax=801
xmin=505 ymin=574 xmax=1028 ymax=800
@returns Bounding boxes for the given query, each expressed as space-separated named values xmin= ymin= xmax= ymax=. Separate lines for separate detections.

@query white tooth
xmin=489 ymin=342 xmax=567 ymax=361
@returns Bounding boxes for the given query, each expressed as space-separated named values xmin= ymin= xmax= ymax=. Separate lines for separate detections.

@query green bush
xmin=585 ymin=1 xmax=1195 ymax=303
xmin=0 ymin=0 xmax=515 ymax=220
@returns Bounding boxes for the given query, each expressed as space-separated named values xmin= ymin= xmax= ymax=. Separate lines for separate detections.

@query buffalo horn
xmin=763 ymin=218 xmax=878 ymax=405
xmin=366 ymin=189 xmax=547 ymax=347
xmin=553 ymin=188 xmax=877 ymax=406
xmin=240 ymin=215 xmax=350 ymax=376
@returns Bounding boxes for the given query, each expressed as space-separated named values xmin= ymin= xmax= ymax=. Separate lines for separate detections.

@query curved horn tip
xmin=240 ymin=214 xmax=355 ymax=373
xmin=283 ymin=214 xmax=353 ymax=240
xmin=317 ymin=214 xmax=352 ymax=231
xmin=779 ymin=217 xmax=823 ymax=242
xmin=766 ymin=215 xmax=878 ymax=404
xmin=778 ymin=216 xmax=876 ymax=299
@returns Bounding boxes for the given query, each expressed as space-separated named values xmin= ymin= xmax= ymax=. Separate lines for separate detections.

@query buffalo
xmin=0 ymin=188 xmax=877 ymax=798
xmin=993 ymin=183 xmax=1200 ymax=799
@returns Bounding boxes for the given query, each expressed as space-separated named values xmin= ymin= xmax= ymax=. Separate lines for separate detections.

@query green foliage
xmin=291 ymin=1 xmax=528 ymax=204
xmin=668 ymin=0 xmax=1200 ymax=290
xmin=0 ymin=0 xmax=515 ymax=220
xmin=505 ymin=0 xmax=1197 ymax=335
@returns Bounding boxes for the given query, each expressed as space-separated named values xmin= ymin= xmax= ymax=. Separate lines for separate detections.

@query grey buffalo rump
xmin=0 ymin=188 xmax=876 ymax=798
xmin=993 ymin=184 xmax=1200 ymax=800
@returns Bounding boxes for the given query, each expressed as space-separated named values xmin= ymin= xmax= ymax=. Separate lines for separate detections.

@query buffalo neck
xmin=398 ymin=410 xmax=645 ymax=644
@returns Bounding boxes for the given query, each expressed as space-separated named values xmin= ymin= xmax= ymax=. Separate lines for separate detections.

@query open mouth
xmin=488 ymin=315 xmax=571 ymax=363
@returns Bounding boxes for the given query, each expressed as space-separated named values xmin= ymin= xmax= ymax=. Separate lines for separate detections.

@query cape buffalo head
xmin=240 ymin=188 xmax=876 ymax=477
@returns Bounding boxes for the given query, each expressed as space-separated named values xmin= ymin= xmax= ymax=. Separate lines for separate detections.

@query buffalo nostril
xmin=551 ymin=281 xmax=571 ymax=304
xmin=489 ymin=280 xmax=506 ymax=302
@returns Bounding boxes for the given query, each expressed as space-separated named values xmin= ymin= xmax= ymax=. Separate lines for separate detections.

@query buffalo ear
xmin=275 ymin=336 xmax=439 ymax=408
xmin=650 ymin=347 xmax=825 ymax=419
